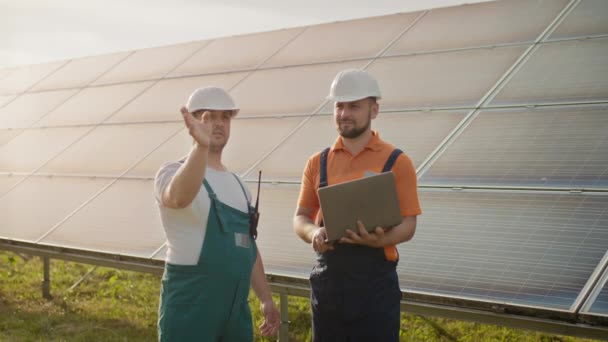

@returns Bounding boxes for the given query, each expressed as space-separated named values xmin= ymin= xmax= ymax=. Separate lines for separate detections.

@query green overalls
xmin=158 ymin=177 xmax=257 ymax=342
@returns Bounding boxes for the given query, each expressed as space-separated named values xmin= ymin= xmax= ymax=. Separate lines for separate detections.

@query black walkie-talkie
xmin=249 ymin=170 xmax=261 ymax=240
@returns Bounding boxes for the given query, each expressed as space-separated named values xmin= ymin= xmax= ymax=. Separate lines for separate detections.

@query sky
xmin=0 ymin=0 xmax=490 ymax=68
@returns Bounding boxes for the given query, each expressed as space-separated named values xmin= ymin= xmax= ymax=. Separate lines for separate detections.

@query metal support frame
xmin=41 ymin=256 xmax=51 ymax=299
xmin=1 ymin=240 xmax=607 ymax=340
xmin=575 ymin=250 xmax=608 ymax=313
xmin=279 ymin=293 xmax=290 ymax=341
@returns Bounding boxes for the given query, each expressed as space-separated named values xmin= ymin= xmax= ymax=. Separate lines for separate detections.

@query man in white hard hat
xmin=293 ymin=69 xmax=421 ymax=341
xmin=154 ymin=86 xmax=280 ymax=341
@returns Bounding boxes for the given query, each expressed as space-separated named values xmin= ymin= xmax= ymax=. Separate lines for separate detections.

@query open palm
xmin=181 ymin=107 xmax=211 ymax=148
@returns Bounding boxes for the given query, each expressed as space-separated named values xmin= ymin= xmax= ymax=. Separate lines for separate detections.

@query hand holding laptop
xmin=318 ymin=172 xmax=402 ymax=243
xmin=339 ymin=220 xmax=386 ymax=247
xmin=312 ymin=227 xmax=334 ymax=253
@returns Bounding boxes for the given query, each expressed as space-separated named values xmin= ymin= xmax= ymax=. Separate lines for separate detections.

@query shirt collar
xmin=331 ymin=130 xmax=382 ymax=152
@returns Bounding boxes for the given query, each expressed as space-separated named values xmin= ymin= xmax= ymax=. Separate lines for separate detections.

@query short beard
xmin=338 ymin=110 xmax=372 ymax=139
xmin=209 ymin=141 xmax=226 ymax=153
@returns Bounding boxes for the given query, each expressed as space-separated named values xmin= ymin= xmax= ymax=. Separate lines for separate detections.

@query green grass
xmin=0 ymin=251 xmax=600 ymax=342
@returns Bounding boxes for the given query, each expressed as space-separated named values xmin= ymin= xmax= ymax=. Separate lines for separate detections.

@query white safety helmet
xmin=326 ymin=69 xmax=382 ymax=102
xmin=186 ymin=86 xmax=239 ymax=116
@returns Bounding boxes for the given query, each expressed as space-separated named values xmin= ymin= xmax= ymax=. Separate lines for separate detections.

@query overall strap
xmin=319 ymin=147 xmax=331 ymax=189
xmin=202 ymin=179 xmax=216 ymax=199
xmin=231 ymin=173 xmax=251 ymax=206
xmin=382 ymin=149 xmax=403 ymax=172
xmin=177 ymin=158 xmax=217 ymax=199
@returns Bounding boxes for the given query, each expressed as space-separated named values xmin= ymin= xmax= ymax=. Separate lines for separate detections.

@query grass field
xmin=0 ymin=251 xmax=600 ymax=341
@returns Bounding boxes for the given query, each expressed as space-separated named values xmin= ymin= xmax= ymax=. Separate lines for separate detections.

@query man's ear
xmin=370 ymin=100 xmax=379 ymax=119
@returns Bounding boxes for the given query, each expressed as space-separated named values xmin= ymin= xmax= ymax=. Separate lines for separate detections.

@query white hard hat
xmin=186 ymin=86 xmax=239 ymax=116
xmin=327 ymin=69 xmax=382 ymax=102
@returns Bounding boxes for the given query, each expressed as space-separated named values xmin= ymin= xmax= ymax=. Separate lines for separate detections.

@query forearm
xmin=251 ymin=250 xmax=273 ymax=303
xmin=293 ymin=214 xmax=318 ymax=244
xmin=379 ymin=216 xmax=416 ymax=246
xmin=162 ymin=144 xmax=208 ymax=208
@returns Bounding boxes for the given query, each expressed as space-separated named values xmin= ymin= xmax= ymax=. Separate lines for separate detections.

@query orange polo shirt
xmin=298 ymin=131 xmax=422 ymax=261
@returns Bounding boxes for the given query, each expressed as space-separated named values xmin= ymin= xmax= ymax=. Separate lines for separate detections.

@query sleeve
xmin=154 ymin=162 xmax=181 ymax=205
xmin=393 ymin=153 xmax=422 ymax=217
xmin=236 ymin=175 xmax=252 ymax=203
xmin=297 ymin=154 xmax=321 ymax=218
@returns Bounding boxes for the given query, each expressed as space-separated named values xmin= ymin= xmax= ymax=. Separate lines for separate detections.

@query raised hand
xmin=181 ymin=107 xmax=211 ymax=148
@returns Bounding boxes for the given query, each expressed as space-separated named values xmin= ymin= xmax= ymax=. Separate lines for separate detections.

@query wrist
xmin=375 ymin=233 xmax=391 ymax=248
xmin=260 ymin=297 xmax=274 ymax=306
xmin=192 ymin=143 xmax=209 ymax=153
xmin=308 ymin=226 xmax=319 ymax=243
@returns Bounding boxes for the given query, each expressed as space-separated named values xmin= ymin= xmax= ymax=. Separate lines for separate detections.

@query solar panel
xmin=39 ymin=179 xmax=165 ymax=258
xmin=420 ymin=105 xmax=608 ymax=189
xmin=127 ymin=117 xmax=307 ymax=178
xmin=0 ymin=127 xmax=88 ymax=173
xmin=369 ymin=46 xmax=525 ymax=110
xmin=168 ymin=28 xmax=302 ymax=76
xmin=246 ymin=183 xmax=317 ymax=278
xmin=491 ymin=38 xmax=608 ymax=106
xmin=30 ymin=52 xmax=130 ymax=92
xmin=550 ymin=0 xmax=608 ymax=40
xmin=34 ymin=82 xmax=153 ymax=128
xmin=106 ymin=72 xmax=246 ymax=123
xmin=400 ymin=190 xmax=608 ymax=311
xmin=0 ymin=176 xmax=109 ymax=241
xmin=0 ymin=90 xmax=79 ymax=129
xmin=0 ymin=95 xmax=16 ymax=108
xmin=584 ymin=270 xmax=608 ymax=316
xmin=0 ymin=129 xmax=20 ymax=147
xmin=241 ymin=183 xmax=608 ymax=311
xmin=0 ymin=67 xmax=15 ymax=82
xmin=151 ymin=244 xmax=167 ymax=260
xmin=0 ymin=174 xmax=25 ymax=196
xmin=262 ymin=13 xmax=418 ymax=67
xmin=0 ymin=61 xmax=66 ymax=95
xmin=230 ymin=60 xmax=365 ymax=117
xmin=252 ymin=111 xmax=466 ymax=181
xmin=91 ymin=41 xmax=206 ymax=85
xmin=386 ymin=0 xmax=568 ymax=55
xmin=38 ymin=123 xmax=181 ymax=176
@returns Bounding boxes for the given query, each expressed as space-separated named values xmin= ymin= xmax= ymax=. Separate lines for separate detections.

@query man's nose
xmin=211 ymin=118 xmax=224 ymax=127
xmin=338 ymin=107 xmax=351 ymax=119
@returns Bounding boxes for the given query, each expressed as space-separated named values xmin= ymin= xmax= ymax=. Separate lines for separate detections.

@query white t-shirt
xmin=154 ymin=162 xmax=252 ymax=265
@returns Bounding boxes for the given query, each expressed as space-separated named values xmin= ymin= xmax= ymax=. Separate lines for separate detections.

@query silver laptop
xmin=318 ymin=171 xmax=403 ymax=242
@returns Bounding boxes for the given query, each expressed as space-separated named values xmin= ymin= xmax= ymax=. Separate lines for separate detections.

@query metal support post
xmin=42 ymin=256 xmax=52 ymax=299
xmin=279 ymin=293 xmax=289 ymax=341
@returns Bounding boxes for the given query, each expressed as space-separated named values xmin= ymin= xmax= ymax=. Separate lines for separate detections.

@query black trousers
xmin=310 ymin=269 xmax=401 ymax=342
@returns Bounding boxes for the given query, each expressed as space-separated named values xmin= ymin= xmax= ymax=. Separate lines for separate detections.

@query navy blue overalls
xmin=310 ymin=147 xmax=404 ymax=342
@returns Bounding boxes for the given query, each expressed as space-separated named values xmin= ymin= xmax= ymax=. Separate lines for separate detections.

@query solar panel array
xmin=1 ymin=0 xmax=607 ymax=321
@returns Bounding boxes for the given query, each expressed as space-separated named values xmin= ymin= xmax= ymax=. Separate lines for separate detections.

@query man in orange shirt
xmin=293 ymin=69 xmax=421 ymax=341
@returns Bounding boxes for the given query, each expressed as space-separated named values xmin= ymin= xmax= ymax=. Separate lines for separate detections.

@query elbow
xmin=292 ymin=216 xmax=299 ymax=233
xmin=162 ymin=193 xmax=193 ymax=209
xmin=292 ymin=214 xmax=304 ymax=233
xmin=402 ymin=229 xmax=416 ymax=243
xmin=173 ymin=199 xmax=192 ymax=209
xmin=405 ymin=224 xmax=416 ymax=242
xmin=399 ymin=218 xmax=417 ymax=243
